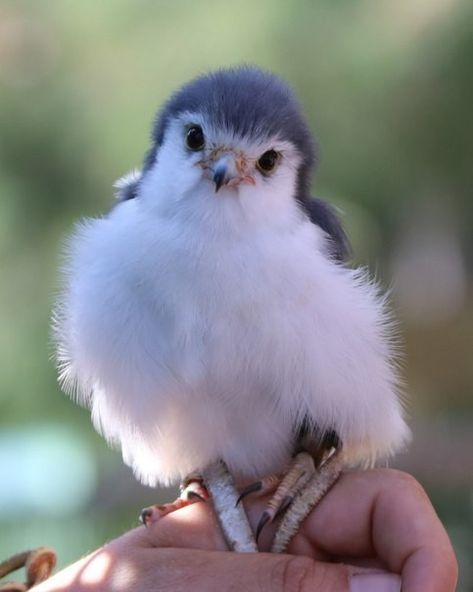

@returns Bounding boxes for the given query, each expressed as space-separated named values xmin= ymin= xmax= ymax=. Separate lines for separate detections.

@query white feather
xmin=53 ymin=116 xmax=409 ymax=487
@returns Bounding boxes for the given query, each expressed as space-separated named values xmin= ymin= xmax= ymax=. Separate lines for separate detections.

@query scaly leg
xmin=203 ymin=460 xmax=258 ymax=552
xmin=254 ymin=452 xmax=316 ymax=540
xmin=271 ymin=451 xmax=344 ymax=553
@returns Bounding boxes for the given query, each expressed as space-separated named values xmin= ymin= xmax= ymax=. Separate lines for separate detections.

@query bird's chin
xmin=197 ymin=177 xmax=238 ymax=197
xmin=215 ymin=183 xmax=240 ymax=196
xmin=200 ymin=171 xmax=254 ymax=195
xmin=219 ymin=177 xmax=256 ymax=192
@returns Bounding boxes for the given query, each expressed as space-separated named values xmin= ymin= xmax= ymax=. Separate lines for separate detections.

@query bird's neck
xmin=143 ymin=184 xmax=303 ymax=242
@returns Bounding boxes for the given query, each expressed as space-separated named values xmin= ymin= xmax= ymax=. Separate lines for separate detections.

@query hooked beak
xmin=207 ymin=152 xmax=255 ymax=193
xmin=213 ymin=158 xmax=230 ymax=192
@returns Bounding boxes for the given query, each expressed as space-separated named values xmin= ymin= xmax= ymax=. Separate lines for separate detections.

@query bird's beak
xmin=212 ymin=155 xmax=233 ymax=192
xmin=204 ymin=151 xmax=255 ymax=193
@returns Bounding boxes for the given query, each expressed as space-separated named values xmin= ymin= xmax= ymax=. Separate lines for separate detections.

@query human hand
xmin=32 ymin=469 xmax=457 ymax=592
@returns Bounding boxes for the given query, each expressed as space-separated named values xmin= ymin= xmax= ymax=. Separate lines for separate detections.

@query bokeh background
xmin=1 ymin=0 xmax=472 ymax=588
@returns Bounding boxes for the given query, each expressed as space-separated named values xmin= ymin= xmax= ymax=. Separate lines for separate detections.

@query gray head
xmin=119 ymin=67 xmax=317 ymax=204
xmin=146 ymin=67 xmax=316 ymax=198
xmin=115 ymin=66 xmax=348 ymax=257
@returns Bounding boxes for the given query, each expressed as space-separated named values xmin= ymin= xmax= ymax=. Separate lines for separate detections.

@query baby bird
xmin=53 ymin=66 xmax=409 ymax=552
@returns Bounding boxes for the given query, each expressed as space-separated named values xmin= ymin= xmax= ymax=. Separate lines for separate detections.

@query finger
xmin=124 ymin=548 xmax=351 ymax=592
xmin=139 ymin=492 xmax=401 ymax=591
xmin=141 ymin=500 xmax=228 ymax=551
xmin=294 ymin=469 xmax=458 ymax=592
xmin=140 ymin=469 xmax=457 ymax=592
xmin=31 ymin=538 xmax=400 ymax=592
xmin=142 ymin=491 xmax=330 ymax=560
xmin=30 ymin=542 xmax=349 ymax=592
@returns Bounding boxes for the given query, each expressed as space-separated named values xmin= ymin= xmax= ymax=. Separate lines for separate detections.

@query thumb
xmin=150 ymin=548 xmax=350 ymax=591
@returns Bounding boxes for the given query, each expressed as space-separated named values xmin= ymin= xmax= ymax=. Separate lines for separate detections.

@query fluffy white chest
xmin=57 ymin=197 xmax=408 ymax=486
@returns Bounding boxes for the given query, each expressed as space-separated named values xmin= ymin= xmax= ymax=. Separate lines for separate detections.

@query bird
xmin=53 ymin=66 xmax=410 ymax=553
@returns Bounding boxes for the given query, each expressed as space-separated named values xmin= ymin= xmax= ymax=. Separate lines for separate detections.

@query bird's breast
xmin=62 ymin=200 xmax=407 ymax=486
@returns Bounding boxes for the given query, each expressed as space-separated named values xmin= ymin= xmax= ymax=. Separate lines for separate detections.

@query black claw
xmin=235 ymin=481 xmax=263 ymax=506
xmin=255 ymin=511 xmax=271 ymax=542
xmin=274 ymin=495 xmax=293 ymax=521
xmin=139 ymin=507 xmax=153 ymax=527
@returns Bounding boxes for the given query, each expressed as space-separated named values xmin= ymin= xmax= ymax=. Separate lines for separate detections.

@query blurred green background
xmin=1 ymin=0 xmax=472 ymax=588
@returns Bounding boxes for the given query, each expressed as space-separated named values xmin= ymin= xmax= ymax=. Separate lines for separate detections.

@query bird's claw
xmin=235 ymin=481 xmax=264 ymax=506
xmin=255 ymin=495 xmax=292 ymax=541
xmin=255 ymin=510 xmax=271 ymax=542
xmin=236 ymin=473 xmax=281 ymax=506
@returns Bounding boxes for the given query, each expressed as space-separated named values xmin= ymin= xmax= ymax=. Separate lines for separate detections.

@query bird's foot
xmin=271 ymin=450 xmax=344 ymax=553
xmin=140 ymin=477 xmax=208 ymax=527
xmin=253 ymin=452 xmax=316 ymax=541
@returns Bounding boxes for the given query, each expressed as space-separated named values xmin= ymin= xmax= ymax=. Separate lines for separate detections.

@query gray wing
xmin=302 ymin=197 xmax=351 ymax=262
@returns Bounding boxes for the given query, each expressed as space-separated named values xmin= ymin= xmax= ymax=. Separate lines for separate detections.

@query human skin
xmin=32 ymin=469 xmax=458 ymax=592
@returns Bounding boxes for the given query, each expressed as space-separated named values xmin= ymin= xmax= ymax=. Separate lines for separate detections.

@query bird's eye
xmin=256 ymin=150 xmax=280 ymax=174
xmin=186 ymin=125 xmax=205 ymax=151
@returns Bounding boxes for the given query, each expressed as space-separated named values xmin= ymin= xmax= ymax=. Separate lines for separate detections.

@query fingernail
xmin=350 ymin=572 xmax=401 ymax=592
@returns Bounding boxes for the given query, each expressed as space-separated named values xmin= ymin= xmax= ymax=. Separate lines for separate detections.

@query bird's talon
xmin=255 ymin=510 xmax=271 ymax=542
xmin=236 ymin=473 xmax=281 ymax=506
xmin=235 ymin=481 xmax=263 ymax=506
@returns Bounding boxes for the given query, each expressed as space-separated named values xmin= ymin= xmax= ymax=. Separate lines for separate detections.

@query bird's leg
xmin=203 ymin=459 xmax=258 ymax=552
xmin=140 ymin=474 xmax=209 ymax=527
xmin=271 ymin=450 xmax=344 ymax=553
xmin=254 ymin=452 xmax=316 ymax=540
